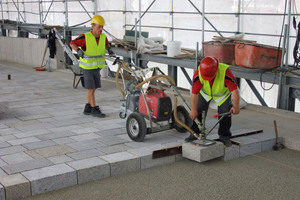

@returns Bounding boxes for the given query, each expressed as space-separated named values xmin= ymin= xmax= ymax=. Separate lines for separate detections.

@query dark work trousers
xmin=191 ymin=94 xmax=233 ymax=140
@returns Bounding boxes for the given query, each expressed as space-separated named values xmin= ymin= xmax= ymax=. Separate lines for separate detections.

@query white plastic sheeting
xmin=1 ymin=0 xmax=300 ymax=111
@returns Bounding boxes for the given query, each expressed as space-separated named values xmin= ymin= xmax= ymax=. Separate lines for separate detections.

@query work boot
xmin=184 ymin=134 xmax=197 ymax=142
xmin=220 ymin=138 xmax=232 ymax=147
xmin=91 ymin=106 xmax=106 ymax=118
xmin=83 ymin=103 xmax=92 ymax=115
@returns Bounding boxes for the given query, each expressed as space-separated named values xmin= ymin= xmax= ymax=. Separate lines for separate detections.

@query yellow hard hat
xmin=91 ymin=15 xmax=105 ymax=26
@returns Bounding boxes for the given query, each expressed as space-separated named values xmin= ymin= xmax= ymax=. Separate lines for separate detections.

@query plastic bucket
xmin=167 ymin=41 xmax=182 ymax=57
xmin=100 ymin=65 xmax=109 ymax=78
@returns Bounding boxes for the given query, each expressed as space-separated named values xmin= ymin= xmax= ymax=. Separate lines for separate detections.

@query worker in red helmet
xmin=70 ymin=15 xmax=115 ymax=118
xmin=185 ymin=56 xmax=240 ymax=147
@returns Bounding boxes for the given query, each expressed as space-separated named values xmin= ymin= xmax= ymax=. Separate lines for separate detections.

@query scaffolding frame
xmin=0 ymin=0 xmax=300 ymax=111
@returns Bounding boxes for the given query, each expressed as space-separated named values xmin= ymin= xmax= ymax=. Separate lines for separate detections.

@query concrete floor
xmin=0 ymin=61 xmax=299 ymax=200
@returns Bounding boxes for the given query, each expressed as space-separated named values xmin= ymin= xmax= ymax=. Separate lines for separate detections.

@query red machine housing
xmin=139 ymin=88 xmax=172 ymax=122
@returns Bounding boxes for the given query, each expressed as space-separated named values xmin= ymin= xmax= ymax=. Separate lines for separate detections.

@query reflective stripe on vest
xmin=199 ymin=63 xmax=231 ymax=106
xmin=79 ymin=31 xmax=106 ymax=69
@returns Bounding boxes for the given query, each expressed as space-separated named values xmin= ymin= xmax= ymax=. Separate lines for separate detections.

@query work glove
xmin=108 ymin=47 xmax=115 ymax=56
xmin=77 ymin=49 xmax=84 ymax=58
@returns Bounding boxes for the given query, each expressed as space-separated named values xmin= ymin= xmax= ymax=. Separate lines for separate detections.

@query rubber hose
xmin=174 ymin=96 xmax=200 ymax=139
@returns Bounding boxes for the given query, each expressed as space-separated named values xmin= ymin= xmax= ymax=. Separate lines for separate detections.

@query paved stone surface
xmin=0 ymin=61 xmax=299 ymax=199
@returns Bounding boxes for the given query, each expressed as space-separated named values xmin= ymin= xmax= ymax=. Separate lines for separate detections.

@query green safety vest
xmin=79 ymin=31 xmax=106 ymax=69
xmin=199 ymin=63 xmax=231 ymax=106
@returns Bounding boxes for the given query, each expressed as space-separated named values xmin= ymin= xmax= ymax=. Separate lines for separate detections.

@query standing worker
xmin=70 ymin=15 xmax=115 ymax=118
xmin=185 ymin=56 xmax=240 ymax=147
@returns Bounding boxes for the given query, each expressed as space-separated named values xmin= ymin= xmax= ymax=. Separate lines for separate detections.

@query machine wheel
xmin=173 ymin=105 xmax=192 ymax=133
xmin=126 ymin=112 xmax=147 ymax=142
xmin=119 ymin=112 xmax=127 ymax=119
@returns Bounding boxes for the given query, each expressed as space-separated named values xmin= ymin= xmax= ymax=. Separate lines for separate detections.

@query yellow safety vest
xmin=79 ymin=31 xmax=106 ymax=69
xmin=199 ymin=63 xmax=231 ymax=106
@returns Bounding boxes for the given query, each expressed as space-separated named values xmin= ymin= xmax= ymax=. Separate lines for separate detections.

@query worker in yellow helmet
xmin=70 ymin=15 xmax=115 ymax=118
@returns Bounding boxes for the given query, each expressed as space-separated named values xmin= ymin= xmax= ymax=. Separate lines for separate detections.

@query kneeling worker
xmin=70 ymin=15 xmax=114 ymax=118
xmin=186 ymin=56 xmax=240 ymax=147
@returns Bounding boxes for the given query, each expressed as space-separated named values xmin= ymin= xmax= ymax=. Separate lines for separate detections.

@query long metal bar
xmin=237 ymin=0 xmax=241 ymax=33
xmin=64 ymin=0 xmax=69 ymax=27
xmin=42 ymin=0 xmax=54 ymax=23
xmin=180 ymin=67 xmax=192 ymax=86
xmin=171 ymin=0 xmax=174 ymax=40
xmin=77 ymin=0 xmax=92 ymax=19
xmin=245 ymin=79 xmax=268 ymax=107
xmin=187 ymin=0 xmax=223 ymax=37
xmin=131 ymin=0 xmax=156 ymax=31
xmin=277 ymin=24 xmax=288 ymax=109
xmin=201 ymin=0 xmax=205 ymax=50
xmin=11 ymin=0 xmax=25 ymax=22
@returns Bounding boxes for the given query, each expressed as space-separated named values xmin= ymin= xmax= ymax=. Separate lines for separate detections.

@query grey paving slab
xmin=231 ymin=136 xmax=262 ymax=157
xmin=0 ymin=145 xmax=26 ymax=156
xmin=21 ymin=163 xmax=77 ymax=196
xmin=0 ymin=184 xmax=5 ymax=200
xmin=22 ymin=140 xmax=58 ymax=150
xmin=0 ymin=141 xmax=10 ymax=148
xmin=247 ymin=132 xmax=276 ymax=152
xmin=0 ymin=173 xmax=31 ymax=200
xmin=1 ymin=152 xmax=34 ymax=165
xmin=67 ymin=139 xmax=107 ymax=151
xmin=47 ymin=155 xmax=73 ymax=164
xmin=0 ymin=159 xmax=7 ymax=167
xmin=97 ymin=143 xmax=133 ymax=154
xmin=36 ymin=131 xmax=77 ymax=141
xmin=14 ymin=129 xmax=50 ymax=139
xmin=0 ymin=168 xmax=8 ymax=178
xmin=7 ymin=137 xmax=41 ymax=146
xmin=100 ymin=152 xmax=140 ymax=176
xmin=220 ymin=145 xmax=240 ymax=161
xmin=2 ymin=158 xmax=53 ymax=175
xmin=25 ymin=144 xmax=76 ymax=159
xmin=67 ymin=157 xmax=110 ymax=184
xmin=67 ymin=149 xmax=105 ymax=160
xmin=69 ymin=133 xmax=101 ymax=142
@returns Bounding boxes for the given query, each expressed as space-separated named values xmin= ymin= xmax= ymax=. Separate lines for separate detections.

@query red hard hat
xmin=200 ymin=56 xmax=219 ymax=81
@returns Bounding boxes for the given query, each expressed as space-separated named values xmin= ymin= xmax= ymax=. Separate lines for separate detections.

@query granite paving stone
xmin=25 ymin=144 xmax=76 ymax=158
xmin=22 ymin=140 xmax=58 ymax=150
xmin=0 ymin=173 xmax=31 ymax=200
xmin=0 ymin=145 xmax=26 ymax=156
xmin=47 ymin=155 xmax=74 ymax=164
xmin=7 ymin=137 xmax=41 ymax=146
xmin=97 ymin=144 xmax=133 ymax=154
xmin=0 ymin=168 xmax=8 ymax=178
xmin=36 ymin=131 xmax=77 ymax=140
xmin=67 ymin=139 xmax=107 ymax=151
xmin=1 ymin=152 xmax=34 ymax=165
xmin=21 ymin=163 xmax=77 ymax=196
xmin=69 ymin=133 xmax=101 ymax=142
xmin=100 ymin=152 xmax=140 ymax=176
xmin=0 ymin=141 xmax=10 ymax=148
xmin=67 ymin=157 xmax=110 ymax=184
xmin=2 ymin=158 xmax=53 ymax=175
xmin=0 ymin=184 xmax=5 ymax=200
xmin=67 ymin=149 xmax=105 ymax=160
xmin=14 ymin=129 xmax=50 ymax=139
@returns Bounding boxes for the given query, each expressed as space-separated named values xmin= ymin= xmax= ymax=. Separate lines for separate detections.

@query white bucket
xmin=167 ymin=41 xmax=182 ymax=57
xmin=100 ymin=65 xmax=109 ymax=78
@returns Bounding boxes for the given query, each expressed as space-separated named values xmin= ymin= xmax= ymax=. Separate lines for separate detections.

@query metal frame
xmin=0 ymin=0 xmax=300 ymax=111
